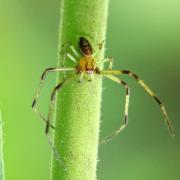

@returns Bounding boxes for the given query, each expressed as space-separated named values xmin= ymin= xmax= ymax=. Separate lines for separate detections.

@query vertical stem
xmin=0 ymin=112 xmax=5 ymax=180
xmin=51 ymin=0 xmax=109 ymax=180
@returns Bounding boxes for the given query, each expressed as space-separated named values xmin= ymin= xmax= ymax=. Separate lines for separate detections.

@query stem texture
xmin=51 ymin=0 xmax=109 ymax=179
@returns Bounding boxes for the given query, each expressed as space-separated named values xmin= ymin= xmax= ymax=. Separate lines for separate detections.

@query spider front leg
xmin=101 ymin=69 xmax=175 ymax=136
xmin=100 ymin=74 xmax=130 ymax=144
xmin=32 ymin=67 xmax=75 ymax=128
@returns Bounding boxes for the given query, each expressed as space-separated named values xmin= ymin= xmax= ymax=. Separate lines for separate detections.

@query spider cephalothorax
xmin=76 ymin=57 xmax=96 ymax=74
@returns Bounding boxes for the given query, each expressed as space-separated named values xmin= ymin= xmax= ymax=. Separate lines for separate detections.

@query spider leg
xmin=61 ymin=42 xmax=80 ymax=58
xmin=101 ymin=69 xmax=175 ymax=136
xmin=99 ymin=74 xmax=130 ymax=144
xmin=45 ymin=78 xmax=70 ymax=169
xmin=62 ymin=52 xmax=77 ymax=67
xmin=45 ymin=77 xmax=71 ymax=134
xmin=79 ymin=72 xmax=85 ymax=82
xmin=32 ymin=67 xmax=75 ymax=128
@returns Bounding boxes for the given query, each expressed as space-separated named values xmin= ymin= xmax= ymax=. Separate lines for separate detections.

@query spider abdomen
xmin=79 ymin=37 xmax=93 ymax=57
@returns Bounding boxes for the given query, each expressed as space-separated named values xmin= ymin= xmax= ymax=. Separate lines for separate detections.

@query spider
xmin=32 ymin=36 xmax=174 ymax=165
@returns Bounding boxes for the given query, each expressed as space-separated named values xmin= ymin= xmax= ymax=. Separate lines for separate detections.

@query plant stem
xmin=0 ymin=112 xmax=5 ymax=180
xmin=50 ymin=0 xmax=109 ymax=180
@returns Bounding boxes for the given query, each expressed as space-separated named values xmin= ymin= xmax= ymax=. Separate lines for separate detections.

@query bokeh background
xmin=0 ymin=0 xmax=180 ymax=179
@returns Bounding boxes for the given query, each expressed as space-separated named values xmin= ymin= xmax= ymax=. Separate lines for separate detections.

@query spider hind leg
xmin=45 ymin=78 xmax=69 ymax=170
xmin=100 ymin=74 xmax=130 ymax=144
xmin=100 ymin=69 xmax=175 ymax=136
xmin=122 ymin=70 xmax=175 ymax=136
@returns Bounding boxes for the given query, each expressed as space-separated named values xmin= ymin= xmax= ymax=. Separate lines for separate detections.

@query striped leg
xmin=100 ymin=69 xmax=175 ymax=136
xmin=45 ymin=78 xmax=70 ymax=134
xmin=32 ymin=67 xmax=75 ymax=128
xmin=100 ymin=75 xmax=130 ymax=144
xmin=45 ymin=79 xmax=68 ymax=169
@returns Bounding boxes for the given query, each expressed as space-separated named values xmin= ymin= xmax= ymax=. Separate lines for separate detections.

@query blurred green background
xmin=0 ymin=0 xmax=180 ymax=179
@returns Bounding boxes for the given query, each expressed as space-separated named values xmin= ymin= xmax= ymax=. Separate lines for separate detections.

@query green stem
xmin=0 ymin=112 xmax=5 ymax=180
xmin=50 ymin=0 xmax=109 ymax=180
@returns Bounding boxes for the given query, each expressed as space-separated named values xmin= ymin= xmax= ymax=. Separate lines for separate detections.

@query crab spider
xmin=32 ymin=36 xmax=175 ymax=166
